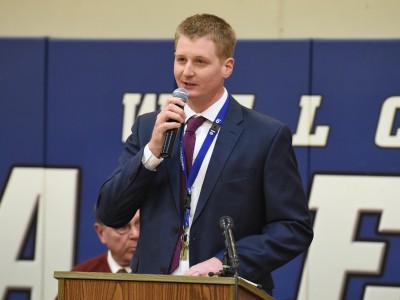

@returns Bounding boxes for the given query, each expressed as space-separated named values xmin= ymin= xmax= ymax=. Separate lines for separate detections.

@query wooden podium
xmin=54 ymin=271 xmax=274 ymax=300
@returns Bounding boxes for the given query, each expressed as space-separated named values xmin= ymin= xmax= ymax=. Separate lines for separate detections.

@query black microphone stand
xmin=211 ymin=216 xmax=240 ymax=300
xmin=222 ymin=249 xmax=234 ymax=277
xmin=232 ymin=252 xmax=239 ymax=300
xmin=209 ymin=248 xmax=239 ymax=300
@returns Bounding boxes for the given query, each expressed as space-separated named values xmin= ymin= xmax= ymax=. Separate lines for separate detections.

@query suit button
xmin=160 ymin=267 xmax=167 ymax=274
xmin=172 ymin=226 xmax=179 ymax=234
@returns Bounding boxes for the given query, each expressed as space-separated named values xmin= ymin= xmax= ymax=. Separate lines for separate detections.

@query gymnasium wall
xmin=0 ymin=38 xmax=399 ymax=300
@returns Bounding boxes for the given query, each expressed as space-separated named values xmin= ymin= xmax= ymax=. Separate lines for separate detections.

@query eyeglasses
xmin=113 ymin=223 xmax=138 ymax=235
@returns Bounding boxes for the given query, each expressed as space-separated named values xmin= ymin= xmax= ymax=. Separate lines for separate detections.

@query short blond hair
xmin=175 ymin=14 xmax=237 ymax=60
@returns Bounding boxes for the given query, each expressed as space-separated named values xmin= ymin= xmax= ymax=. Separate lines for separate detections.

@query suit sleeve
xmin=96 ymin=113 xmax=156 ymax=228
xmin=233 ymin=124 xmax=313 ymax=284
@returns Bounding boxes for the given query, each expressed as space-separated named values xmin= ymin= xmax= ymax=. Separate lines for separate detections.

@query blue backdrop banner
xmin=1 ymin=38 xmax=399 ymax=300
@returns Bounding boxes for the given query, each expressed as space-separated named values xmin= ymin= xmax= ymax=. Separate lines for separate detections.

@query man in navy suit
xmin=97 ymin=13 xmax=313 ymax=295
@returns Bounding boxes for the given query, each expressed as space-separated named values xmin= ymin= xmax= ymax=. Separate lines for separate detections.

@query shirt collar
xmin=107 ymin=250 xmax=132 ymax=273
xmin=184 ymin=88 xmax=228 ymax=123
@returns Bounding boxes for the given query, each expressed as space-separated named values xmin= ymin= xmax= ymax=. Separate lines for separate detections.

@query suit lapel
xmin=192 ymin=98 xmax=244 ymax=223
xmin=164 ymin=126 xmax=184 ymax=214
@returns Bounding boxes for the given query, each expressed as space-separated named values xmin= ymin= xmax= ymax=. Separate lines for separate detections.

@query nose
xmin=182 ymin=62 xmax=194 ymax=77
xmin=128 ymin=225 xmax=140 ymax=239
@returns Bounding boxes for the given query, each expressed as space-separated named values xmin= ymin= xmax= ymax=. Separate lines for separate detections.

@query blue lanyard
xmin=179 ymin=96 xmax=230 ymax=229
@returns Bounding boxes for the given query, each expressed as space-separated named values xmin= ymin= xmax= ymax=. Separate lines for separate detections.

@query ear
xmin=222 ymin=57 xmax=235 ymax=79
xmin=94 ymin=222 xmax=107 ymax=244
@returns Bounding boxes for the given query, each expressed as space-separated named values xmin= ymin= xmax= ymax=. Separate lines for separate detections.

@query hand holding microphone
xmin=160 ymin=88 xmax=189 ymax=159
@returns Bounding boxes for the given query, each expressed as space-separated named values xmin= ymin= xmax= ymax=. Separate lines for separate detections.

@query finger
xmin=163 ymin=97 xmax=186 ymax=109
xmin=162 ymin=109 xmax=186 ymax=126
xmin=187 ymin=270 xmax=200 ymax=276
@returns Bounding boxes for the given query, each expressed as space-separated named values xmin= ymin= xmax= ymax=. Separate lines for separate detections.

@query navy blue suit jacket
xmin=97 ymin=96 xmax=313 ymax=291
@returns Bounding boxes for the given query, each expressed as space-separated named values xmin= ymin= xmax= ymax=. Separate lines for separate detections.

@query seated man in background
xmin=72 ymin=209 xmax=140 ymax=273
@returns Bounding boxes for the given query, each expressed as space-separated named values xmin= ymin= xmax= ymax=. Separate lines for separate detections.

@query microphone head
xmin=172 ymin=88 xmax=189 ymax=103
xmin=219 ymin=215 xmax=234 ymax=231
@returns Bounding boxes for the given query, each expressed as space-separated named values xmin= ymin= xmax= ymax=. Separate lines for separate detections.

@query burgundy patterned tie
xmin=168 ymin=116 xmax=206 ymax=274
xmin=183 ymin=116 xmax=206 ymax=173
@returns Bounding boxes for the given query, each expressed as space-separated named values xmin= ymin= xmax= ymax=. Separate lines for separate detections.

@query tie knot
xmin=186 ymin=116 xmax=206 ymax=133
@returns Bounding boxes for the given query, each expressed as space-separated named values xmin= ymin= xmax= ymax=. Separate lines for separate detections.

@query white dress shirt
xmin=142 ymin=88 xmax=229 ymax=274
xmin=107 ymin=250 xmax=132 ymax=273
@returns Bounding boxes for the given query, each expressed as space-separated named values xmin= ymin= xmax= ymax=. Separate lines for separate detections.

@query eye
xmin=175 ymin=56 xmax=186 ymax=63
xmin=114 ymin=224 xmax=130 ymax=234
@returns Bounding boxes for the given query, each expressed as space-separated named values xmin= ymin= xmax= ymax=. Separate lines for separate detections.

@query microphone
xmin=219 ymin=216 xmax=239 ymax=272
xmin=160 ymin=88 xmax=189 ymax=159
